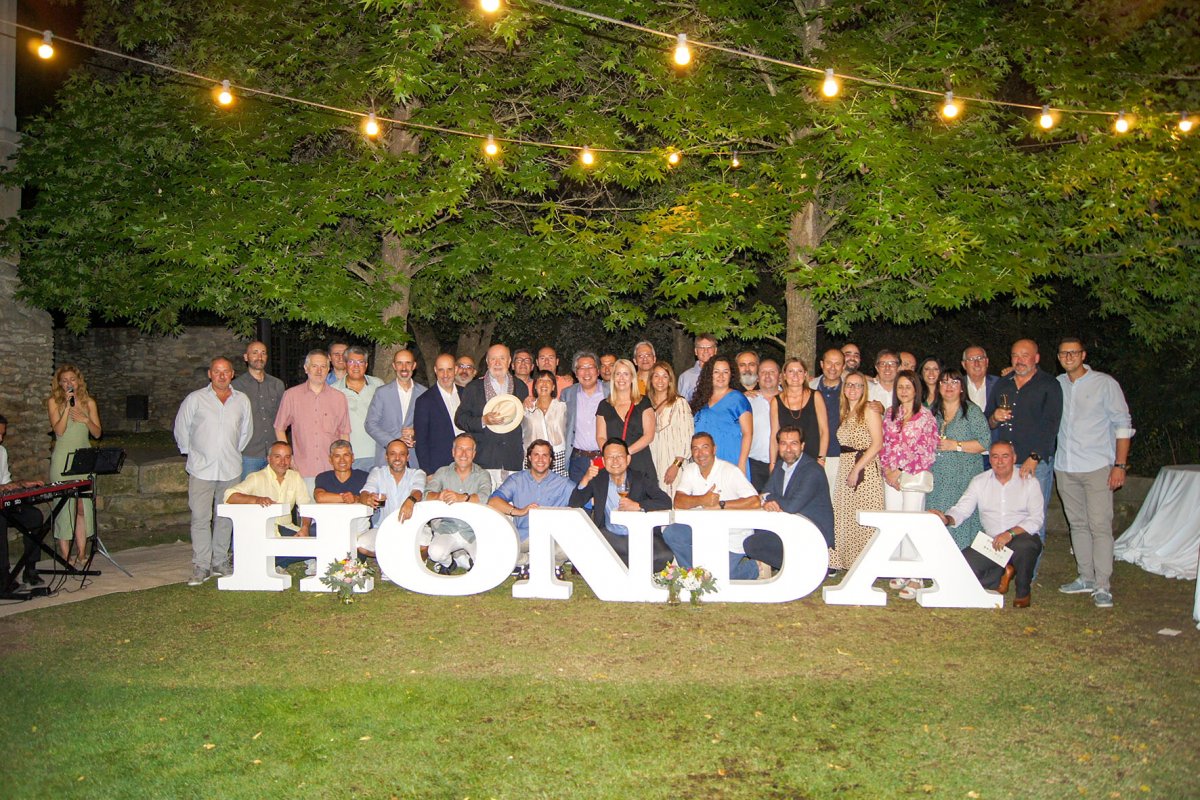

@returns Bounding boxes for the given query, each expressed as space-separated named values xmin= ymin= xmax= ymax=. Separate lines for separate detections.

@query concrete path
xmin=0 ymin=541 xmax=191 ymax=619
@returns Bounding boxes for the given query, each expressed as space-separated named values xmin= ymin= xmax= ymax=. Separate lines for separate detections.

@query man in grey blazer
xmin=558 ymin=351 xmax=609 ymax=482
xmin=365 ymin=349 xmax=426 ymax=468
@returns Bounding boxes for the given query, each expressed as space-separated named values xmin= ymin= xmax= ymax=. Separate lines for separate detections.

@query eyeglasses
xmin=346 ymin=359 xmax=367 ymax=366
xmin=514 ymin=357 xmax=533 ymax=364
xmin=939 ymin=377 xmax=962 ymax=385
xmin=876 ymin=360 xmax=898 ymax=367
xmin=964 ymin=356 xmax=987 ymax=363
xmin=844 ymin=383 xmax=865 ymax=391
xmin=696 ymin=345 xmax=717 ymax=352
xmin=456 ymin=364 xmax=476 ymax=370
xmin=1057 ymin=350 xmax=1083 ymax=357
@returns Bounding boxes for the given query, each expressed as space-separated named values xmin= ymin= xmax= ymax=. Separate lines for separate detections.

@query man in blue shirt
xmin=488 ymin=439 xmax=575 ymax=577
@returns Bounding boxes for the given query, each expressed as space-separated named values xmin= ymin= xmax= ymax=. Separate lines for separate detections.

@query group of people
xmin=161 ymin=333 xmax=1133 ymax=610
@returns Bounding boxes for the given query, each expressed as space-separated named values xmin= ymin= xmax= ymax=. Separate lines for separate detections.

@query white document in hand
xmin=970 ymin=531 xmax=1013 ymax=567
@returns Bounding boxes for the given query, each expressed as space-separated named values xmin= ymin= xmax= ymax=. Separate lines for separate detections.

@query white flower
xmin=682 ymin=576 xmax=701 ymax=591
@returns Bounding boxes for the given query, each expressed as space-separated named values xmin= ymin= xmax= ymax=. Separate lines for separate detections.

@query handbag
xmin=898 ymin=470 xmax=934 ymax=493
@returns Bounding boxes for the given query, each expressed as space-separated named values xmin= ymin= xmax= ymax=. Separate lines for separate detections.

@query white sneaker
xmin=303 ymin=558 xmax=318 ymax=577
xmin=187 ymin=566 xmax=210 ymax=586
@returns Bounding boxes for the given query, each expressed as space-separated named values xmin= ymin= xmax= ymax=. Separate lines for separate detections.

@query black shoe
xmin=23 ymin=569 xmax=45 ymax=587
xmin=554 ymin=566 xmax=565 ymax=580
xmin=433 ymin=563 xmax=454 ymax=575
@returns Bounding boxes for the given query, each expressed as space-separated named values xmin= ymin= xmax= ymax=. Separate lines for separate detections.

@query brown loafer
xmin=1013 ymin=594 xmax=1031 ymax=608
xmin=997 ymin=564 xmax=1015 ymax=595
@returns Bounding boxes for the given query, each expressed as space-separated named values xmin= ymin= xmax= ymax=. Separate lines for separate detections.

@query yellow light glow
xmin=940 ymin=91 xmax=959 ymax=120
xmin=580 ymin=147 xmax=595 ymax=167
xmin=480 ymin=0 xmax=501 ymax=13
xmin=1114 ymin=111 xmax=1129 ymax=134
xmin=1038 ymin=105 xmax=1054 ymax=130
xmin=484 ymin=134 xmax=499 ymax=156
xmin=1178 ymin=113 xmax=1192 ymax=134
xmin=215 ymin=80 xmax=234 ymax=107
xmin=730 ymin=152 xmax=741 ymax=169
xmin=667 ymin=151 xmax=681 ymax=166
xmin=821 ymin=68 xmax=839 ymax=98
xmin=673 ymin=34 xmax=691 ymax=67
xmin=37 ymin=31 xmax=54 ymax=60
xmin=363 ymin=113 xmax=380 ymax=137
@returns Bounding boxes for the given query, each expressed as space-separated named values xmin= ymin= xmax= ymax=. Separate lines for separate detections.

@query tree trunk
xmin=785 ymin=201 xmax=821 ymax=368
xmin=456 ymin=320 xmax=497 ymax=365
xmin=410 ymin=321 xmax=443 ymax=385
xmin=373 ymin=104 xmax=423 ymax=378
xmin=671 ymin=324 xmax=693 ymax=376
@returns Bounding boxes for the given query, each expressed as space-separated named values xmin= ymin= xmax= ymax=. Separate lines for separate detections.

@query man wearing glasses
xmin=454 ymin=355 xmax=477 ymax=388
xmin=333 ymin=345 xmax=384 ymax=472
xmin=677 ymin=333 xmax=719 ymax=403
xmin=1054 ymin=338 xmax=1133 ymax=609
xmin=868 ymin=350 xmax=899 ymax=407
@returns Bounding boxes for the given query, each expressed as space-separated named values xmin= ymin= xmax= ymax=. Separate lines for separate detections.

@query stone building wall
xmin=0 ymin=260 xmax=55 ymax=479
xmin=54 ymin=326 xmax=246 ymax=433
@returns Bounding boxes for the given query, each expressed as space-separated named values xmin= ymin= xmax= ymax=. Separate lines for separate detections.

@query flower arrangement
xmin=320 ymin=554 xmax=375 ymax=604
xmin=654 ymin=562 xmax=718 ymax=606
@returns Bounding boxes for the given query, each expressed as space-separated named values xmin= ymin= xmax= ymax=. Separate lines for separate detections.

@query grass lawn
xmin=1 ymin=545 xmax=1196 ymax=799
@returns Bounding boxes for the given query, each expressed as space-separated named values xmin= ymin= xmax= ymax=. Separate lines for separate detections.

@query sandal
xmin=898 ymin=579 xmax=923 ymax=600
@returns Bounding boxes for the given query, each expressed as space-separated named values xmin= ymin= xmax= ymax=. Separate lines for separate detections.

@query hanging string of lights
xmin=5 ymin=0 xmax=1192 ymax=176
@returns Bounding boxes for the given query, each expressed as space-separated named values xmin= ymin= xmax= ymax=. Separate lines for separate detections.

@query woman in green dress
xmin=47 ymin=364 xmax=102 ymax=565
xmin=926 ymin=368 xmax=990 ymax=549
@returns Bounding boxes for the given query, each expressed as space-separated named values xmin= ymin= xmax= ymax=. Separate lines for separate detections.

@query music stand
xmin=61 ymin=447 xmax=132 ymax=578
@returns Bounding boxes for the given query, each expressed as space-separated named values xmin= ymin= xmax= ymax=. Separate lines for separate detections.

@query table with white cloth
xmin=1114 ymin=465 xmax=1200 ymax=585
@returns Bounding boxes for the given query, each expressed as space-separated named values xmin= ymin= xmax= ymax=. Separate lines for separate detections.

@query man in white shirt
xmin=358 ymin=439 xmax=426 ymax=557
xmin=868 ymin=349 xmax=898 ymax=407
xmin=662 ymin=432 xmax=763 ymax=579
xmin=413 ymin=353 xmax=463 ymax=474
xmin=1053 ymin=338 xmax=1134 ymax=609
xmin=736 ymin=350 xmax=774 ymax=491
xmin=174 ymin=357 xmax=252 ymax=585
xmin=334 ymin=345 xmax=384 ymax=472
xmin=961 ymin=345 xmax=997 ymax=412
xmin=931 ymin=440 xmax=1044 ymax=607
xmin=677 ymin=333 xmax=718 ymax=403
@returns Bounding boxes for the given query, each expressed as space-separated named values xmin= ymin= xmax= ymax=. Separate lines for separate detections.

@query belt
xmin=572 ymin=448 xmax=602 ymax=458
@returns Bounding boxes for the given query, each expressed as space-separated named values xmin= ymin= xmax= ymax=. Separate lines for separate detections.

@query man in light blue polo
xmin=487 ymin=439 xmax=574 ymax=576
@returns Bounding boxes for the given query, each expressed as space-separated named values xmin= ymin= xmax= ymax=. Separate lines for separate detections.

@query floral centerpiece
xmin=320 ymin=554 xmax=375 ymax=604
xmin=654 ymin=563 xmax=718 ymax=606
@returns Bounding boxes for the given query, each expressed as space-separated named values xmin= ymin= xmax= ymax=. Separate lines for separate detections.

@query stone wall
xmin=54 ymin=326 xmax=245 ymax=433
xmin=0 ymin=260 xmax=55 ymax=479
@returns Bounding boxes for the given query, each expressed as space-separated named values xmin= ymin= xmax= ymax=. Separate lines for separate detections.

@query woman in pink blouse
xmin=880 ymin=370 xmax=939 ymax=599
xmin=880 ymin=370 xmax=939 ymax=512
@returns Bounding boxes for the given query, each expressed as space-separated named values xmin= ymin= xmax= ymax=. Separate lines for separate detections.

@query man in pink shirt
xmin=273 ymin=349 xmax=351 ymax=491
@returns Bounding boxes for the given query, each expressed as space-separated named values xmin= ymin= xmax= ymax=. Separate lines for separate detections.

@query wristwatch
xmin=1113 ymin=463 xmax=1128 ymax=470
xmin=955 ymin=442 xmax=963 ymax=452
xmin=719 ymin=500 xmax=726 ymax=510
xmin=1029 ymin=451 xmax=1042 ymax=462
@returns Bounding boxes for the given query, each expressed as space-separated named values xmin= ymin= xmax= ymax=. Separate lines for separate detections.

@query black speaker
xmin=125 ymin=394 xmax=150 ymax=421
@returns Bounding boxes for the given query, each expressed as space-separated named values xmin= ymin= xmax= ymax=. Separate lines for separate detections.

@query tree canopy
xmin=4 ymin=0 xmax=1197 ymax=364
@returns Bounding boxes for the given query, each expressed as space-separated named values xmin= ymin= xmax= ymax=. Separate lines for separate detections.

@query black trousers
xmin=1 ymin=506 xmax=44 ymax=591
xmin=749 ymin=459 xmax=770 ymax=493
xmin=602 ymin=529 xmax=673 ymax=573
xmin=962 ymin=534 xmax=1043 ymax=599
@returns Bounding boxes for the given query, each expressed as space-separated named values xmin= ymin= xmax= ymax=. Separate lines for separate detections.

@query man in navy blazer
xmin=570 ymin=438 xmax=674 ymax=571
xmin=365 ymin=349 xmax=426 ymax=468
xmin=742 ymin=426 xmax=834 ymax=571
xmin=413 ymin=353 xmax=461 ymax=474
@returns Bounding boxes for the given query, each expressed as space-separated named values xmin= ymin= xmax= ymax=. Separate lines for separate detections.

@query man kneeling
xmin=930 ymin=440 xmax=1044 ymax=607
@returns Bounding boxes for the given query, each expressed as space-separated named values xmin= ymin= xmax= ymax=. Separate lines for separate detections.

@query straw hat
xmin=482 ymin=393 xmax=523 ymax=434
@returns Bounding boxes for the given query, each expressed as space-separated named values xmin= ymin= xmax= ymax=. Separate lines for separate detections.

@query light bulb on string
xmin=673 ymin=34 xmax=691 ymax=67
xmin=940 ymin=91 xmax=959 ymax=120
xmin=480 ymin=0 xmax=501 ymax=14
xmin=215 ymin=80 xmax=234 ymax=107
xmin=1114 ymin=111 xmax=1129 ymax=134
xmin=484 ymin=134 xmax=499 ymax=156
xmin=37 ymin=30 xmax=54 ymax=60
xmin=1038 ymin=105 xmax=1054 ymax=130
xmin=821 ymin=68 xmax=839 ymax=98
xmin=363 ymin=112 xmax=380 ymax=137
xmin=730 ymin=151 xmax=741 ymax=169
xmin=1178 ymin=112 xmax=1193 ymax=134
xmin=580 ymin=147 xmax=595 ymax=167
xmin=667 ymin=150 xmax=681 ymax=166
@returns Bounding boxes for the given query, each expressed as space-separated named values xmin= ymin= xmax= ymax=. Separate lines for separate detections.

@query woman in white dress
xmin=645 ymin=360 xmax=693 ymax=495
xmin=522 ymin=370 xmax=568 ymax=476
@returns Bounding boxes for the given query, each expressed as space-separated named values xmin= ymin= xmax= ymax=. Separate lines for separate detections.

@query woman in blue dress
xmin=690 ymin=355 xmax=752 ymax=479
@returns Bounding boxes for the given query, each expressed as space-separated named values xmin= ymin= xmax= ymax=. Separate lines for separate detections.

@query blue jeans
xmin=1032 ymin=458 xmax=1054 ymax=542
xmin=661 ymin=523 xmax=759 ymax=580
xmin=568 ymin=452 xmax=593 ymax=484
xmin=241 ymin=456 xmax=267 ymax=480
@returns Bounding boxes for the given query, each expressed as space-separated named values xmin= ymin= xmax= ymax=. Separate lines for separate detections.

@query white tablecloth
xmin=1114 ymin=465 xmax=1200 ymax=581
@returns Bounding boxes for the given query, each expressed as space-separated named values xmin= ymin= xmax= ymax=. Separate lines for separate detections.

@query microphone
xmin=68 ymin=387 xmax=76 ymax=407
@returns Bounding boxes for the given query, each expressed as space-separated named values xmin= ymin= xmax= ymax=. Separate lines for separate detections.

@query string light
xmin=821 ymin=68 xmax=839 ymax=98
xmin=1179 ymin=113 xmax=1193 ymax=134
xmin=673 ymin=33 xmax=691 ymax=67
xmin=484 ymin=134 xmax=500 ymax=156
xmin=1114 ymin=110 xmax=1129 ymax=134
xmin=215 ymin=80 xmax=234 ymax=107
xmin=480 ymin=0 xmax=501 ymax=14
xmin=1038 ymin=105 xmax=1054 ymax=130
xmin=667 ymin=150 xmax=681 ymax=166
xmin=37 ymin=30 xmax=54 ymax=60
xmin=730 ymin=152 xmax=741 ymax=169
xmin=940 ymin=91 xmax=960 ymax=120
xmin=363 ymin=112 xmax=380 ymax=137
xmin=580 ymin=147 xmax=595 ymax=166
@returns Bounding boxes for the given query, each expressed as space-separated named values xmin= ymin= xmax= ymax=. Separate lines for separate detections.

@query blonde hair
xmin=51 ymin=364 xmax=91 ymax=408
xmin=608 ymin=358 xmax=642 ymax=403
xmin=839 ymin=370 xmax=869 ymax=423
xmin=780 ymin=357 xmax=810 ymax=390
